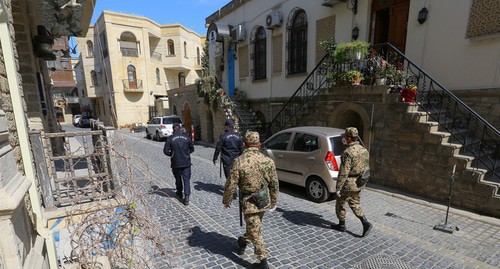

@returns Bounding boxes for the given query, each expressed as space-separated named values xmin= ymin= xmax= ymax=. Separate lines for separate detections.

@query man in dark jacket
xmin=213 ymin=119 xmax=244 ymax=179
xmin=164 ymin=123 xmax=194 ymax=205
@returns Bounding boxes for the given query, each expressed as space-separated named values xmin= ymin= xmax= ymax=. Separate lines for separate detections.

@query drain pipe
xmin=0 ymin=2 xmax=57 ymax=268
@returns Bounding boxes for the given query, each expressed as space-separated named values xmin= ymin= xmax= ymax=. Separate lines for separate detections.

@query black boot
xmin=331 ymin=220 xmax=346 ymax=232
xmin=176 ymin=191 xmax=183 ymax=200
xmin=183 ymin=195 xmax=190 ymax=205
xmin=252 ymin=258 xmax=269 ymax=269
xmin=236 ymin=237 xmax=247 ymax=255
xmin=360 ymin=216 xmax=372 ymax=237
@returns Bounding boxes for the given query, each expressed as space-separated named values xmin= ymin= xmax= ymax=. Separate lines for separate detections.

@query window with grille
xmin=287 ymin=9 xmax=307 ymax=75
xmin=254 ymin=26 xmax=267 ymax=80
xmin=86 ymin=40 xmax=94 ymax=57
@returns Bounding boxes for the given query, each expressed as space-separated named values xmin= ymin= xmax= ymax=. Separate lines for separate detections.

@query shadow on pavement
xmin=193 ymin=181 xmax=224 ymax=196
xmin=276 ymin=207 xmax=332 ymax=229
xmin=187 ymin=226 xmax=252 ymax=268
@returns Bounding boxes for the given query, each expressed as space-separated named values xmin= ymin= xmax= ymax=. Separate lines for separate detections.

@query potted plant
xmin=345 ymin=70 xmax=363 ymax=85
xmin=334 ymin=40 xmax=370 ymax=62
xmin=401 ymin=84 xmax=417 ymax=103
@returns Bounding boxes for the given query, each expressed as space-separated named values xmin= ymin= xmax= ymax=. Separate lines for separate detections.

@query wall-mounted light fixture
xmin=418 ymin=7 xmax=429 ymax=24
xmin=351 ymin=26 xmax=360 ymax=40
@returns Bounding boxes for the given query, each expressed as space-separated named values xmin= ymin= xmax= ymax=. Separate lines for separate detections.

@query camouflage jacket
xmin=336 ymin=141 xmax=369 ymax=192
xmin=222 ymin=147 xmax=279 ymax=214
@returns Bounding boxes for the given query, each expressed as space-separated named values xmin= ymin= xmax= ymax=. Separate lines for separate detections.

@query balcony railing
xmin=151 ymin=51 xmax=162 ymax=61
xmin=122 ymin=79 xmax=143 ymax=92
xmin=121 ymin=48 xmax=139 ymax=57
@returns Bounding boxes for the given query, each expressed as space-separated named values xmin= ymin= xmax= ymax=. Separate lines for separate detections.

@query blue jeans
xmin=172 ymin=166 xmax=191 ymax=196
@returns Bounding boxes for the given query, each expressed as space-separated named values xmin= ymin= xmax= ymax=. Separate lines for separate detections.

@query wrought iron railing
xmin=268 ymin=54 xmax=334 ymax=134
xmin=370 ymin=43 xmax=499 ymax=182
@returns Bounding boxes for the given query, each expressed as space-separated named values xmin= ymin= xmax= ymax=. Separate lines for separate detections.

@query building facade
xmin=0 ymin=0 xmax=95 ymax=268
xmin=76 ymin=11 xmax=205 ymax=128
xmin=205 ymin=0 xmax=500 ymax=127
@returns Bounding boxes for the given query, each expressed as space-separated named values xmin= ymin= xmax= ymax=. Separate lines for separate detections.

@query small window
xmin=127 ymin=65 xmax=137 ymax=89
xmin=196 ymin=47 xmax=201 ymax=65
xmin=178 ymin=72 xmax=185 ymax=87
xmin=86 ymin=40 xmax=94 ymax=57
xmin=184 ymin=41 xmax=187 ymax=57
xmin=90 ymin=70 xmax=98 ymax=86
xmin=265 ymin=133 xmax=291 ymax=150
xmin=254 ymin=26 xmax=267 ymax=80
xmin=156 ymin=68 xmax=161 ymax=84
xmin=167 ymin=39 xmax=175 ymax=55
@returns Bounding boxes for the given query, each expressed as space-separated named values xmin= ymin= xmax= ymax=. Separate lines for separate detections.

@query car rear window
xmin=330 ymin=136 xmax=345 ymax=156
xmin=162 ymin=117 xmax=182 ymax=124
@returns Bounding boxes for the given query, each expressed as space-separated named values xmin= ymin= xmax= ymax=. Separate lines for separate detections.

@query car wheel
xmin=145 ymin=130 xmax=151 ymax=139
xmin=155 ymin=131 xmax=160 ymax=141
xmin=306 ymin=177 xmax=329 ymax=203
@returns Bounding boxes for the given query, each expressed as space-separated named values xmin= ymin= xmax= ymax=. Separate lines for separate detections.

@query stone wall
xmin=300 ymin=85 xmax=499 ymax=217
xmin=453 ymin=88 xmax=500 ymax=130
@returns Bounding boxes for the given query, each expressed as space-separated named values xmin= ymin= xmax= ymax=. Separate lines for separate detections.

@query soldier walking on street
xmin=164 ymin=123 xmax=194 ymax=205
xmin=213 ymin=118 xmax=244 ymax=179
xmin=331 ymin=127 xmax=373 ymax=237
xmin=222 ymin=132 xmax=279 ymax=269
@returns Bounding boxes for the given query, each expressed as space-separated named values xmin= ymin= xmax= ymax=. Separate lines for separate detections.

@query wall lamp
xmin=351 ymin=26 xmax=359 ymax=40
xmin=418 ymin=7 xmax=429 ymax=24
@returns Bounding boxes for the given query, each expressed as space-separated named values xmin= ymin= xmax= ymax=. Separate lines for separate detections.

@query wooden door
xmin=370 ymin=0 xmax=410 ymax=52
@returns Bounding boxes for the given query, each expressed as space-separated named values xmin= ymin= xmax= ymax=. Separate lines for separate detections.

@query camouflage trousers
xmin=243 ymin=212 xmax=268 ymax=260
xmin=335 ymin=190 xmax=365 ymax=221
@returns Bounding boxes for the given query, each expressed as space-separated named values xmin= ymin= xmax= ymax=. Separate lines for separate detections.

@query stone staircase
xmin=295 ymin=85 xmax=499 ymax=217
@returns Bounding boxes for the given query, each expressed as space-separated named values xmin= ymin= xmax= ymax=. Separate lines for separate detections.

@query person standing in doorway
xmin=213 ymin=118 xmax=244 ymax=179
xmin=164 ymin=123 xmax=194 ymax=205
xmin=331 ymin=127 xmax=372 ymax=237
xmin=223 ymin=131 xmax=279 ymax=269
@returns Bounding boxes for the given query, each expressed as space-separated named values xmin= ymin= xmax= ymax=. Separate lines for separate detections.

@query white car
xmin=146 ymin=116 xmax=183 ymax=141
xmin=72 ymin=114 xmax=82 ymax=126
xmin=261 ymin=126 xmax=346 ymax=202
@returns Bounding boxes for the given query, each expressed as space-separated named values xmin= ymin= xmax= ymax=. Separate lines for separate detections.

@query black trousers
xmin=172 ymin=166 xmax=191 ymax=196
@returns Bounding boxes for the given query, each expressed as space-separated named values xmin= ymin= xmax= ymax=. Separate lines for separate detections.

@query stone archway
xmin=182 ymin=102 xmax=192 ymax=136
xmin=329 ymin=102 xmax=371 ymax=149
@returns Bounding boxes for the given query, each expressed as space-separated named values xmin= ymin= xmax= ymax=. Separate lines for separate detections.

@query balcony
xmin=151 ymin=51 xmax=162 ymax=62
xmin=122 ymin=79 xmax=143 ymax=92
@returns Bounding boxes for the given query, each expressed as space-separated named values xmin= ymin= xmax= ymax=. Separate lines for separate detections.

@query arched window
xmin=184 ymin=41 xmax=187 ymax=57
xmin=196 ymin=47 xmax=200 ymax=65
xmin=156 ymin=68 xmax=161 ymax=84
xmin=127 ymin=65 xmax=137 ymax=89
xmin=90 ymin=70 xmax=98 ymax=86
xmin=253 ymin=26 xmax=267 ymax=80
xmin=287 ymin=9 xmax=308 ymax=74
xmin=86 ymin=40 xmax=94 ymax=57
xmin=178 ymin=72 xmax=185 ymax=87
xmin=167 ymin=39 xmax=175 ymax=55
xmin=120 ymin=31 xmax=138 ymax=57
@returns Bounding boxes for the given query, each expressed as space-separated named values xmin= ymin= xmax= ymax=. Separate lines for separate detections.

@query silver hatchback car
xmin=260 ymin=126 xmax=346 ymax=202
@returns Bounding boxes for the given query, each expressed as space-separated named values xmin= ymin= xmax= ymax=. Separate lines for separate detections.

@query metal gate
xmin=30 ymin=127 xmax=117 ymax=208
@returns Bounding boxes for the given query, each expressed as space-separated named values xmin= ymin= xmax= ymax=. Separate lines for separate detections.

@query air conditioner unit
xmin=231 ymin=24 xmax=246 ymax=42
xmin=266 ymin=11 xmax=282 ymax=29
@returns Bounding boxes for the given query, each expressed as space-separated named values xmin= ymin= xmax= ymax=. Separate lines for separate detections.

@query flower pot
xmin=401 ymin=89 xmax=416 ymax=103
xmin=376 ymin=78 xmax=386 ymax=85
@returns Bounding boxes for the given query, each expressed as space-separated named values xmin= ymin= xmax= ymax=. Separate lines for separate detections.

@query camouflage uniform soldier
xmin=331 ymin=127 xmax=373 ymax=237
xmin=222 ymin=132 xmax=279 ymax=269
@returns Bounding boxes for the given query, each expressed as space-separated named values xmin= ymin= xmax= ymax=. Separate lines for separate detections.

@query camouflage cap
xmin=345 ymin=127 xmax=359 ymax=137
xmin=245 ymin=131 xmax=260 ymax=145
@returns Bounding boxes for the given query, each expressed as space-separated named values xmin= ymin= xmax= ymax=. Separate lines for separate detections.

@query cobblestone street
xmin=116 ymin=130 xmax=499 ymax=269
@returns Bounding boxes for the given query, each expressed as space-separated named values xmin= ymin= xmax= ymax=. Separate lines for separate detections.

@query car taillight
xmin=325 ymin=151 xmax=338 ymax=171
xmin=160 ymin=124 xmax=166 ymax=129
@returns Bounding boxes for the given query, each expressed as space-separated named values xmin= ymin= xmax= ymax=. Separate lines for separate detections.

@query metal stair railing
xmin=268 ymin=54 xmax=334 ymax=135
xmin=373 ymin=43 xmax=499 ymax=182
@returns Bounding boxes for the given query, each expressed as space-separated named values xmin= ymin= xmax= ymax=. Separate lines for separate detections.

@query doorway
xmin=370 ymin=0 xmax=410 ymax=52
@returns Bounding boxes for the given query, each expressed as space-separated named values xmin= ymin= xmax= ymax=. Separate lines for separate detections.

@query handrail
xmin=371 ymin=43 xmax=499 ymax=181
xmin=268 ymin=53 xmax=333 ymax=134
